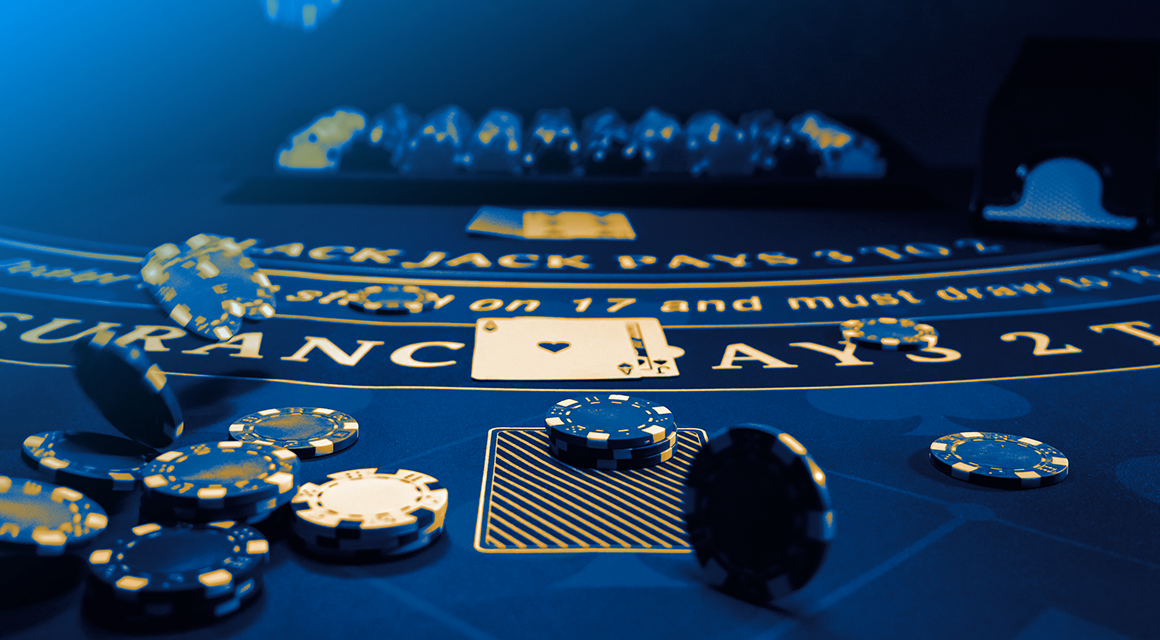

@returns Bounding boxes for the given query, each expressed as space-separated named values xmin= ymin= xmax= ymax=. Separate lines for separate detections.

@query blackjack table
xmin=3 ymin=3 xmax=1160 ymax=640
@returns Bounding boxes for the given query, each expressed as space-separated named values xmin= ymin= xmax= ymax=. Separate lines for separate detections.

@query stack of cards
xmin=470 ymin=318 xmax=684 ymax=381
xmin=544 ymin=395 xmax=679 ymax=470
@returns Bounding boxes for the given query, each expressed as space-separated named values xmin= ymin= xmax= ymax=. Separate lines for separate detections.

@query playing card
xmin=471 ymin=317 xmax=642 ymax=380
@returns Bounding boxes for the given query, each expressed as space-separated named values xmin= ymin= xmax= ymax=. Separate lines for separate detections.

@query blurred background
xmin=1 ymin=0 xmax=1158 ymax=204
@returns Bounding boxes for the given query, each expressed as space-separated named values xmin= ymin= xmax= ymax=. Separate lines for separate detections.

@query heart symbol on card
xmin=537 ymin=341 xmax=571 ymax=353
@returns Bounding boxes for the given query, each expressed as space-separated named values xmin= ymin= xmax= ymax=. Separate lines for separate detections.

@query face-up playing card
xmin=470 ymin=317 xmax=682 ymax=381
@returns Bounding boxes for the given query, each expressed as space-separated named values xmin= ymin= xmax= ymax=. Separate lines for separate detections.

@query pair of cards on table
xmin=471 ymin=317 xmax=685 ymax=381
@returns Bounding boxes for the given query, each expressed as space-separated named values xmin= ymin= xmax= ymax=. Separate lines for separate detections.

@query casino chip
xmin=545 ymin=395 xmax=676 ymax=450
xmin=929 ymin=432 xmax=1069 ymax=489
xmin=140 ymin=234 xmax=278 ymax=342
xmin=72 ymin=333 xmax=184 ymax=449
xmin=228 ymin=407 xmax=359 ymax=458
xmin=683 ymin=424 xmax=835 ymax=603
xmin=292 ymin=468 xmax=448 ymax=541
xmin=840 ymin=317 xmax=937 ymax=351
xmin=22 ymin=431 xmax=158 ymax=492
xmin=348 ymin=285 xmax=433 ymax=314
xmin=0 ymin=476 xmax=109 ymax=556
xmin=141 ymin=441 xmax=299 ymax=510
xmin=85 ymin=521 xmax=267 ymax=627
xmin=549 ymin=441 xmax=675 ymax=470
xmin=549 ymin=431 xmax=676 ymax=460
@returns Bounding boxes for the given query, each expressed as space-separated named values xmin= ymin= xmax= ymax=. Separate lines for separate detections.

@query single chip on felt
xmin=140 ymin=234 xmax=278 ymax=341
xmin=347 ymin=285 xmax=432 ymax=314
xmin=72 ymin=334 xmax=184 ymax=449
xmin=840 ymin=317 xmax=937 ymax=351
xmin=929 ymin=431 xmax=1069 ymax=489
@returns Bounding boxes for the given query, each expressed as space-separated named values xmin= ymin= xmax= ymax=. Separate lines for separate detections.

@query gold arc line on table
xmin=258 ymin=240 xmax=1160 ymax=289
xmin=7 ymin=358 xmax=1160 ymax=393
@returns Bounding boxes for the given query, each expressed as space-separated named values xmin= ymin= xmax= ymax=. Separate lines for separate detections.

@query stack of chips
xmin=291 ymin=468 xmax=449 ymax=560
xmin=84 ymin=521 xmax=269 ymax=628
xmin=545 ymin=395 xmax=678 ymax=470
xmin=140 ymin=441 xmax=300 ymax=525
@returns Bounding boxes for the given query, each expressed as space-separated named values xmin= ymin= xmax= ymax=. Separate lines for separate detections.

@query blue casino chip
xmin=140 ymin=234 xmax=278 ymax=342
xmin=929 ymin=432 xmax=1069 ymax=489
xmin=348 ymin=285 xmax=431 ymax=315
xmin=549 ymin=431 xmax=677 ymax=460
xmin=683 ymin=424 xmax=835 ymax=603
xmin=549 ymin=440 xmax=675 ymax=471
xmin=141 ymin=441 xmax=299 ymax=509
xmin=0 ymin=476 xmax=109 ymax=556
xmin=840 ymin=317 xmax=938 ymax=351
xmin=228 ymin=407 xmax=359 ymax=458
xmin=292 ymin=468 xmax=449 ymax=540
xmin=545 ymin=395 xmax=676 ymax=450
xmin=86 ymin=521 xmax=268 ymax=604
xmin=71 ymin=334 xmax=184 ymax=449
xmin=22 ymin=431 xmax=158 ymax=492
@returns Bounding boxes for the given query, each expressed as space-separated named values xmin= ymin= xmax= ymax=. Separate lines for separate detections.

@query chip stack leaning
xmin=291 ymin=468 xmax=449 ymax=559
xmin=140 ymin=441 xmax=300 ymax=524
xmin=544 ymin=395 xmax=678 ymax=470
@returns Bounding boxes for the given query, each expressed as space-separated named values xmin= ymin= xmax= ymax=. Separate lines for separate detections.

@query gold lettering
xmin=1059 ymin=276 xmax=1109 ymax=290
xmin=1010 ymin=282 xmax=1052 ymax=295
xmin=607 ymin=298 xmax=636 ymax=313
xmin=1089 ymin=321 xmax=1160 ymax=346
xmin=668 ymin=255 xmax=711 ymax=269
xmin=697 ymin=300 xmax=725 ymax=312
xmin=505 ymin=300 xmax=541 ymax=312
xmin=182 ymin=332 xmax=264 ymax=359
xmin=401 ymin=251 xmax=446 ymax=269
xmin=0 ymin=312 xmax=33 ymax=332
xmin=904 ymin=243 xmax=951 ymax=259
xmin=281 ymin=337 xmax=385 ymax=366
xmin=788 ymin=297 xmax=834 ymax=310
xmin=389 ymin=341 xmax=465 ymax=368
xmin=470 ymin=299 xmax=504 ymax=312
xmin=349 ymin=248 xmax=401 ymax=264
xmin=937 ymin=287 xmax=969 ymax=301
xmin=308 ymin=246 xmax=344 ymax=260
xmin=286 ymin=290 xmax=324 ymax=302
xmin=497 ymin=254 xmax=539 ymax=268
xmin=860 ymin=245 xmax=904 ymax=261
xmin=897 ymin=290 xmax=923 ymax=304
xmin=813 ymin=250 xmax=853 ymax=264
xmin=839 ymin=295 xmax=869 ymax=308
xmin=906 ymin=346 xmax=962 ymax=363
xmin=547 ymin=255 xmax=590 ymax=269
xmin=446 ymin=253 xmax=492 ymax=268
xmin=661 ymin=300 xmax=689 ymax=313
xmin=20 ymin=319 xmax=120 ymax=345
xmin=733 ymin=296 xmax=762 ymax=312
xmin=429 ymin=293 xmax=455 ymax=309
xmin=871 ymin=293 xmax=900 ymax=306
xmin=954 ymin=238 xmax=1003 ymax=255
xmin=262 ymin=243 xmax=305 ymax=257
xmin=788 ymin=341 xmax=873 ymax=366
xmin=712 ymin=343 xmax=798 ymax=369
xmin=756 ymin=252 xmax=799 ymax=266
xmin=114 ymin=325 xmax=188 ymax=352
xmin=987 ymin=286 xmax=1018 ymax=297
xmin=573 ymin=298 xmax=592 ymax=312
xmin=617 ymin=255 xmax=657 ymax=269
xmin=710 ymin=254 xmax=747 ymax=268
xmin=1000 ymin=332 xmax=1081 ymax=356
